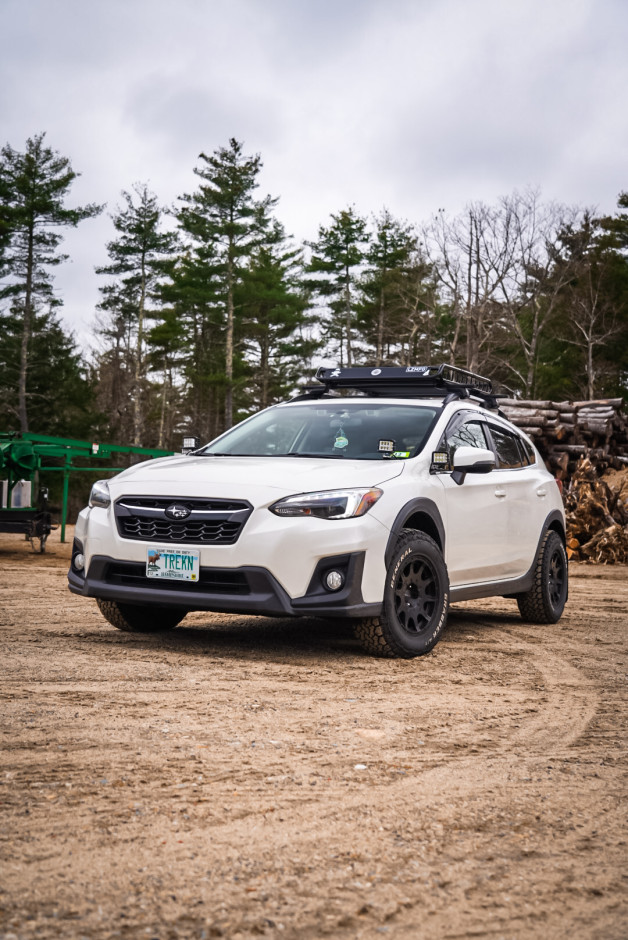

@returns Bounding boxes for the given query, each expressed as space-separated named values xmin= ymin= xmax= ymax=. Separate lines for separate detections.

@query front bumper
xmin=68 ymin=550 xmax=382 ymax=619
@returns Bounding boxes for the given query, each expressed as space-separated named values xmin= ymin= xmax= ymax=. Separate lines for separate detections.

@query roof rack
xmin=290 ymin=364 xmax=499 ymax=409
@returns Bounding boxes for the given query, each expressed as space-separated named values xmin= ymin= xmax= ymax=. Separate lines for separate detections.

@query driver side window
xmin=441 ymin=421 xmax=488 ymax=466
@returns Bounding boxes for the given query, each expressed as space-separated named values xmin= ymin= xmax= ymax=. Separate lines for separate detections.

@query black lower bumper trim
xmin=68 ymin=553 xmax=381 ymax=620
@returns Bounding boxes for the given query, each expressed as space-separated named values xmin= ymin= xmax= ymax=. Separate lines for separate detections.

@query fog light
xmin=74 ymin=553 xmax=85 ymax=571
xmin=324 ymin=569 xmax=345 ymax=591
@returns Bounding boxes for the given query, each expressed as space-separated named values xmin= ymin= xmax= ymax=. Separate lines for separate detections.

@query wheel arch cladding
xmin=385 ymin=498 xmax=445 ymax=566
xmin=544 ymin=509 xmax=566 ymax=544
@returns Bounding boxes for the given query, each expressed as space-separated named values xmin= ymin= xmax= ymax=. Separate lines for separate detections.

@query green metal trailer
xmin=0 ymin=432 xmax=175 ymax=551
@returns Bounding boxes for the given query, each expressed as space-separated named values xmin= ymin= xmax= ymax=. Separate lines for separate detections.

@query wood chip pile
xmin=495 ymin=397 xmax=628 ymax=563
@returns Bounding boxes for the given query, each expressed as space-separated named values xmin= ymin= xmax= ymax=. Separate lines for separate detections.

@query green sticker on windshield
xmin=393 ymin=451 xmax=411 ymax=458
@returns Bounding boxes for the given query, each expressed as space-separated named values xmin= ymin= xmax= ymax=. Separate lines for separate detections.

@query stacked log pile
xmin=496 ymin=397 xmax=628 ymax=482
xmin=496 ymin=397 xmax=628 ymax=563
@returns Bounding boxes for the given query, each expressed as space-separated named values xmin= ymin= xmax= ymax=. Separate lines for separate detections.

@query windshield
xmin=199 ymin=402 xmax=439 ymax=460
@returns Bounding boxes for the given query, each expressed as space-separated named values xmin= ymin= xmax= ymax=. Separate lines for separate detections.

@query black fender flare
xmin=384 ymin=498 xmax=446 ymax=567
xmin=542 ymin=508 xmax=566 ymax=544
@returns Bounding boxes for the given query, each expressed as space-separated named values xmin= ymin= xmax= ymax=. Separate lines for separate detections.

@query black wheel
xmin=96 ymin=598 xmax=187 ymax=633
xmin=516 ymin=530 xmax=568 ymax=624
xmin=353 ymin=530 xmax=449 ymax=658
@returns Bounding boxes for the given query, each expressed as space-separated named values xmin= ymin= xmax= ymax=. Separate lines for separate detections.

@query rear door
xmin=483 ymin=422 xmax=549 ymax=576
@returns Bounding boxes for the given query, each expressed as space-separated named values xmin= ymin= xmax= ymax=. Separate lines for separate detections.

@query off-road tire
xmin=516 ymin=530 xmax=568 ymax=624
xmin=353 ymin=530 xmax=449 ymax=659
xmin=96 ymin=598 xmax=187 ymax=633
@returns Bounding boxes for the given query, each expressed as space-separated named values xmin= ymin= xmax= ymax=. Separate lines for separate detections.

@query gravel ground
xmin=1 ymin=527 xmax=626 ymax=940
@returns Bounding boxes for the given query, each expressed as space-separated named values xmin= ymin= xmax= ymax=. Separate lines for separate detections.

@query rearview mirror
xmin=451 ymin=446 xmax=495 ymax=485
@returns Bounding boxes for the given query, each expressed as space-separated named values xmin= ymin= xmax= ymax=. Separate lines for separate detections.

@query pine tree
xmin=158 ymin=245 xmax=226 ymax=442
xmin=597 ymin=192 xmax=628 ymax=399
xmin=307 ymin=207 xmax=369 ymax=366
xmin=551 ymin=211 xmax=626 ymax=399
xmin=145 ymin=307 xmax=186 ymax=449
xmin=0 ymin=133 xmax=101 ymax=430
xmin=96 ymin=183 xmax=177 ymax=445
xmin=358 ymin=210 xmax=417 ymax=364
xmin=0 ymin=305 xmax=98 ymax=436
xmin=177 ymin=139 xmax=277 ymax=429
xmin=237 ymin=222 xmax=317 ymax=411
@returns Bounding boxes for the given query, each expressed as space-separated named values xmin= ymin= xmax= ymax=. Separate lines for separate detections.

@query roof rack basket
xmin=292 ymin=364 xmax=498 ymax=408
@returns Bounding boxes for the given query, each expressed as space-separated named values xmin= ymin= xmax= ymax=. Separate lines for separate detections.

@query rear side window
xmin=489 ymin=426 xmax=526 ymax=469
xmin=521 ymin=437 xmax=536 ymax=465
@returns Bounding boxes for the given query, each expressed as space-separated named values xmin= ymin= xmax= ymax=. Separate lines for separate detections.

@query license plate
xmin=146 ymin=546 xmax=200 ymax=582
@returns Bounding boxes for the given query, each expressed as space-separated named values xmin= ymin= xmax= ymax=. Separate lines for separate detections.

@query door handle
xmin=536 ymin=487 xmax=547 ymax=497
xmin=494 ymin=488 xmax=507 ymax=498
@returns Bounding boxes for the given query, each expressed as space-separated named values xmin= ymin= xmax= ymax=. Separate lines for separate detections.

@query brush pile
xmin=562 ymin=460 xmax=628 ymax=563
xmin=496 ymin=397 xmax=628 ymax=564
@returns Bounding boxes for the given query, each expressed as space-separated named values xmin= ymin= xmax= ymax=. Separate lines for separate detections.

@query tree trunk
xmin=522 ymin=297 xmax=541 ymax=397
xmin=225 ymin=248 xmax=234 ymax=430
xmin=18 ymin=222 xmax=35 ymax=432
xmin=344 ymin=267 xmax=353 ymax=367
xmin=587 ymin=338 xmax=595 ymax=400
xmin=376 ymin=285 xmax=385 ymax=365
xmin=133 ymin=253 xmax=147 ymax=446
xmin=158 ymin=357 xmax=168 ymax=449
xmin=260 ymin=331 xmax=269 ymax=410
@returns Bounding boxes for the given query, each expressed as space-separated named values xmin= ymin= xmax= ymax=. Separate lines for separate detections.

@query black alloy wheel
xmin=393 ymin=555 xmax=438 ymax=636
xmin=548 ymin=545 xmax=567 ymax=609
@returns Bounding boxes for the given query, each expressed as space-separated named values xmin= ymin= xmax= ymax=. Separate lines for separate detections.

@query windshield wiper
xmin=284 ymin=452 xmax=346 ymax=458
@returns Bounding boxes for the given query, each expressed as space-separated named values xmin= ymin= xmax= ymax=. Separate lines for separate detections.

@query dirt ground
xmin=1 ymin=527 xmax=626 ymax=940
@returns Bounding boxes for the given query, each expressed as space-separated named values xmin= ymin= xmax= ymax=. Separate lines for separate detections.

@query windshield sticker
xmin=393 ymin=451 xmax=411 ymax=458
xmin=378 ymin=440 xmax=394 ymax=453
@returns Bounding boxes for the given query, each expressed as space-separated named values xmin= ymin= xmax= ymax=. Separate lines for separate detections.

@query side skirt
xmin=450 ymin=572 xmax=534 ymax=603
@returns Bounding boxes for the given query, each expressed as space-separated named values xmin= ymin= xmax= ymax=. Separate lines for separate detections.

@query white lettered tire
xmin=354 ymin=530 xmax=449 ymax=658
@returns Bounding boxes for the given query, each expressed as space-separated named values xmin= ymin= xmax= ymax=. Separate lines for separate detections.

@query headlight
xmin=270 ymin=487 xmax=383 ymax=520
xmin=89 ymin=480 xmax=111 ymax=509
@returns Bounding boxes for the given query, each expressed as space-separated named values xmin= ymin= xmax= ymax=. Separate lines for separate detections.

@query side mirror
xmin=451 ymin=446 xmax=495 ymax=486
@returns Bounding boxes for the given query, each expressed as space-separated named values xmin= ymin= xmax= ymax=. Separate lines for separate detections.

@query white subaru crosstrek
xmin=68 ymin=365 xmax=568 ymax=658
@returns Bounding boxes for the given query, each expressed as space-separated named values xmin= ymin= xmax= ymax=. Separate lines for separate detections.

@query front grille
xmin=119 ymin=518 xmax=243 ymax=543
xmin=114 ymin=496 xmax=252 ymax=545
xmin=106 ymin=561 xmax=250 ymax=595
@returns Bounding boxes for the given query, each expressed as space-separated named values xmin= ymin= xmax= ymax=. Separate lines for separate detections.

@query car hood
xmin=107 ymin=454 xmax=406 ymax=503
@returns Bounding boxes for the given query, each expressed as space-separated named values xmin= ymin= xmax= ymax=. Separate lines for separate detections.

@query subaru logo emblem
xmin=165 ymin=503 xmax=190 ymax=520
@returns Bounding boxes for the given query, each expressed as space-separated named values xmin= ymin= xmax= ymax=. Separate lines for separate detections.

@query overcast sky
xmin=2 ymin=0 xmax=627 ymax=351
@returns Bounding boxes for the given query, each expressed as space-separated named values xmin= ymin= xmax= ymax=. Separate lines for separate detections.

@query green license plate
xmin=146 ymin=546 xmax=200 ymax=582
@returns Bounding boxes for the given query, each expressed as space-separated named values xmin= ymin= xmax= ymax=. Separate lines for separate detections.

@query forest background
xmin=1 ymin=132 xmax=627 ymax=457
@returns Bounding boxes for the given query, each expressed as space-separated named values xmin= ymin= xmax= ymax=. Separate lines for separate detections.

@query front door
xmin=435 ymin=416 xmax=509 ymax=585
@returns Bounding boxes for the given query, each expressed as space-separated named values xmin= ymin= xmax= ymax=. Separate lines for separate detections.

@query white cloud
xmin=1 ymin=0 xmax=626 ymax=348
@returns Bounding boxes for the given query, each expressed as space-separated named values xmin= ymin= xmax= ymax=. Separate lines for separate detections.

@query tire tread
xmin=517 ymin=530 xmax=567 ymax=624
xmin=96 ymin=598 xmax=185 ymax=633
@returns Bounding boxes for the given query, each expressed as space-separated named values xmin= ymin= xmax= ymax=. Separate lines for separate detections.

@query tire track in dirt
xmin=1 ymin=532 xmax=626 ymax=940
xmin=181 ymin=625 xmax=599 ymax=854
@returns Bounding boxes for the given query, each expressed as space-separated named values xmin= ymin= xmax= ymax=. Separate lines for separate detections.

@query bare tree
xmin=424 ymin=190 xmax=582 ymax=394
xmin=556 ymin=215 xmax=621 ymax=399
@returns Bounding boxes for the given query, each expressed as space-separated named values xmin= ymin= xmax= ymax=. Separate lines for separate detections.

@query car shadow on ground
xmin=78 ymin=603 xmax=525 ymax=662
